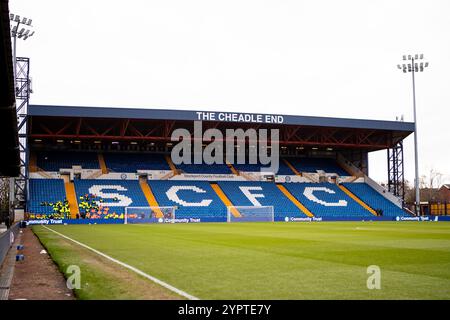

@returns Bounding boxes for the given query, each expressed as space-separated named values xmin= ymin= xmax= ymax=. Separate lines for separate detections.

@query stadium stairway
xmin=210 ymin=183 xmax=241 ymax=218
xmin=98 ymin=153 xmax=108 ymax=174
xmin=283 ymin=159 xmax=302 ymax=176
xmin=139 ymin=178 xmax=164 ymax=218
xmin=276 ymin=184 xmax=314 ymax=217
xmin=29 ymin=151 xmax=53 ymax=178
xmin=338 ymin=184 xmax=378 ymax=216
xmin=29 ymin=151 xmax=37 ymax=172
xmin=64 ymin=181 xmax=79 ymax=218
xmin=225 ymin=160 xmax=239 ymax=175
xmin=165 ymin=155 xmax=179 ymax=175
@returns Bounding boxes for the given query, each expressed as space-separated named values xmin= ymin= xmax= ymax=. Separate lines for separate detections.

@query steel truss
xmin=387 ymin=141 xmax=405 ymax=204
xmin=10 ymin=57 xmax=30 ymax=213
xmin=29 ymin=118 xmax=401 ymax=150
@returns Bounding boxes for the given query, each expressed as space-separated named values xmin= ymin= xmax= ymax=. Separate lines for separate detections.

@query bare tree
xmin=414 ymin=168 xmax=444 ymax=203
xmin=0 ymin=178 xmax=9 ymax=223
xmin=428 ymin=169 xmax=443 ymax=189
xmin=404 ymin=179 xmax=415 ymax=204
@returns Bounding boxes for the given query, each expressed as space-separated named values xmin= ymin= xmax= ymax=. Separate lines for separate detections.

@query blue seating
xmin=284 ymin=182 xmax=373 ymax=218
xmin=73 ymin=179 xmax=148 ymax=214
xmin=232 ymin=159 xmax=293 ymax=175
xmin=104 ymin=153 xmax=170 ymax=172
xmin=28 ymin=179 xmax=66 ymax=214
xmin=36 ymin=151 xmax=99 ymax=171
xmin=174 ymin=155 xmax=232 ymax=174
xmin=289 ymin=158 xmax=349 ymax=176
xmin=148 ymin=180 xmax=227 ymax=220
xmin=342 ymin=183 xmax=405 ymax=217
xmin=218 ymin=181 xmax=307 ymax=220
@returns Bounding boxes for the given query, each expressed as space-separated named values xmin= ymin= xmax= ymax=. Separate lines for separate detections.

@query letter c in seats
xmin=303 ymin=187 xmax=347 ymax=206
xmin=166 ymin=186 xmax=212 ymax=207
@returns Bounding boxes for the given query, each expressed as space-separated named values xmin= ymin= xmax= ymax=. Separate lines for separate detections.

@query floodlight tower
xmin=10 ymin=14 xmax=34 ymax=85
xmin=9 ymin=13 xmax=35 ymax=218
xmin=397 ymin=54 xmax=429 ymax=215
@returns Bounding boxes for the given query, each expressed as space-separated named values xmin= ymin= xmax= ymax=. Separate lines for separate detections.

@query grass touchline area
xmin=41 ymin=225 xmax=198 ymax=300
xmin=33 ymin=222 xmax=450 ymax=300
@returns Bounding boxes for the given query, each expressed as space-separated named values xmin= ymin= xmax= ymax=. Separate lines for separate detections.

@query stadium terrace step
xmin=225 ymin=160 xmax=239 ymax=175
xmin=98 ymin=153 xmax=108 ymax=174
xmin=64 ymin=182 xmax=79 ymax=219
xmin=338 ymin=185 xmax=378 ymax=216
xmin=237 ymin=171 xmax=259 ymax=181
xmin=86 ymin=170 xmax=104 ymax=179
xmin=276 ymin=184 xmax=314 ymax=217
xmin=210 ymin=183 xmax=241 ymax=218
xmin=139 ymin=179 xmax=164 ymax=218
xmin=29 ymin=151 xmax=37 ymax=172
xmin=282 ymin=159 xmax=302 ymax=176
xmin=301 ymin=172 xmax=319 ymax=183
xmin=165 ymin=155 xmax=179 ymax=175
xmin=34 ymin=168 xmax=53 ymax=179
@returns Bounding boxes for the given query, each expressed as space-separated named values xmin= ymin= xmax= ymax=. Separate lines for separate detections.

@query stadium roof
xmin=30 ymin=104 xmax=414 ymax=131
xmin=28 ymin=105 xmax=414 ymax=151
xmin=0 ymin=0 xmax=20 ymax=177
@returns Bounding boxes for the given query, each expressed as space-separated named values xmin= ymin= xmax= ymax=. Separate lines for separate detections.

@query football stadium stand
xmin=218 ymin=181 xmax=308 ymax=219
xmin=24 ymin=104 xmax=415 ymax=222
xmin=27 ymin=177 xmax=406 ymax=220
xmin=232 ymin=158 xmax=293 ymax=175
xmin=148 ymin=180 xmax=227 ymax=220
xmin=33 ymin=151 xmax=350 ymax=176
xmin=175 ymin=159 xmax=232 ymax=174
xmin=73 ymin=179 xmax=148 ymax=214
xmin=36 ymin=151 xmax=99 ymax=171
xmin=289 ymin=157 xmax=349 ymax=176
xmin=26 ymin=153 xmax=408 ymax=221
xmin=103 ymin=153 xmax=170 ymax=172
xmin=284 ymin=182 xmax=375 ymax=218
xmin=342 ymin=183 xmax=404 ymax=217
xmin=28 ymin=179 xmax=67 ymax=216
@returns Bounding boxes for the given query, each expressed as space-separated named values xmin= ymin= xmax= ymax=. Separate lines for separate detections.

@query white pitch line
xmin=42 ymin=225 xmax=199 ymax=300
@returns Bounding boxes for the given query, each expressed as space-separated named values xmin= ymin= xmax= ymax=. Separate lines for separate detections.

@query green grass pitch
xmin=33 ymin=222 xmax=450 ymax=300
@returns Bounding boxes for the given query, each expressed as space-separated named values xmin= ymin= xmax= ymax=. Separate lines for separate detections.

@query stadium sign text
xmin=196 ymin=111 xmax=284 ymax=124
xmin=396 ymin=216 xmax=430 ymax=221
xmin=286 ymin=217 xmax=323 ymax=222
xmin=26 ymin=219 xmax=64 ymax=225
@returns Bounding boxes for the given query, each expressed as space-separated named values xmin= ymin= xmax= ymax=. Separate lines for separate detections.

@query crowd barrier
xmin=0 ymin=223 xmax=21 ymax=267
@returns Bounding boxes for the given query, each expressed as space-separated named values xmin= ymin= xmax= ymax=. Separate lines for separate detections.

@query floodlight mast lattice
xmin=9 ymin=13 xmax=35 ymax=218
xmin=397 ymin=54 xmax=429 ymax=216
